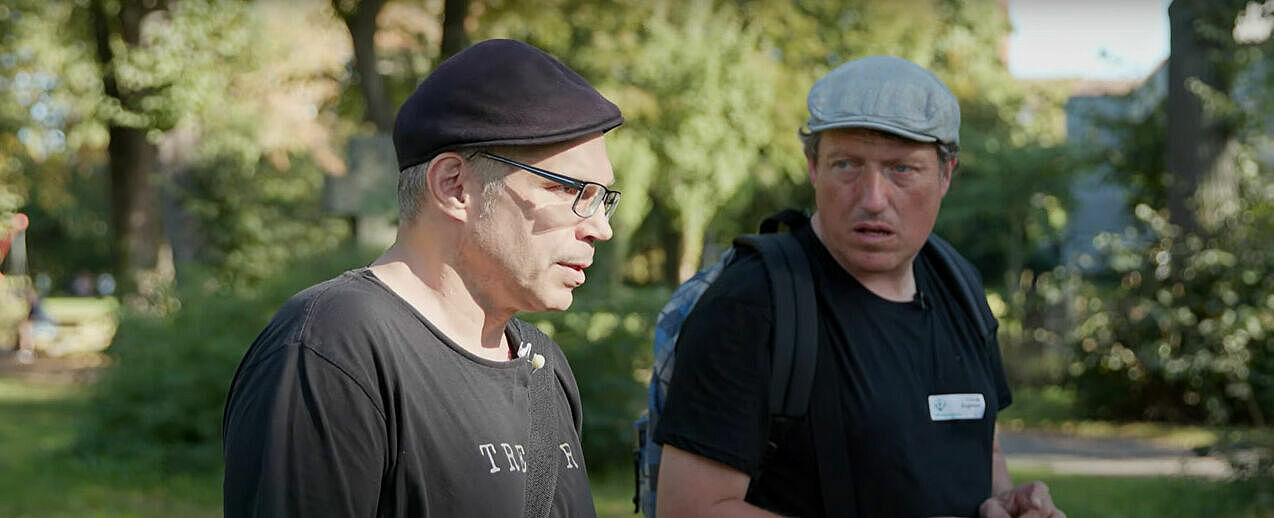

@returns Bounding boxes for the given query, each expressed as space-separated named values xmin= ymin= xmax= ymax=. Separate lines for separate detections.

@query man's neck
xmin=369 ymin=235 xmax=516 ymax=362
xmin=810 ymin=215 xmax=917 ymax=302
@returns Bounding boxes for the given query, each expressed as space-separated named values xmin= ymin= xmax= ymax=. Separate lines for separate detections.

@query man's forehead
xmin=523 ymin=135 xmax=614 ymax=184
xmin=821 ymin=129 xmax=937 ymax=155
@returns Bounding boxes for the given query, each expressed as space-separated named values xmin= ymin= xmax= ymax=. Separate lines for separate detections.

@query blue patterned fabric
xmin=634 ymin=247 xmax=738 ymax=517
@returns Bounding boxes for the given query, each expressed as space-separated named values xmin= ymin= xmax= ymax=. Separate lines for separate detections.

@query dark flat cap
xmin=393 ymin=39 xmax=624 ymax=170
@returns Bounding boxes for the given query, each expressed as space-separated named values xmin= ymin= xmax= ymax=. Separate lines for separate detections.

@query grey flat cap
xmin=806 ymin=55 xmax=960 ymax=146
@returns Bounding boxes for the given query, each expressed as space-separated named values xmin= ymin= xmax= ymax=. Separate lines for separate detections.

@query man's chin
xmin=532 ymin=290 xmax=575 ymax=313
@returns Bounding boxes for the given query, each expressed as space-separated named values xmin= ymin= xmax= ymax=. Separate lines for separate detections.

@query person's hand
xmin=978 ymin=481 xmax=1065 ymax=518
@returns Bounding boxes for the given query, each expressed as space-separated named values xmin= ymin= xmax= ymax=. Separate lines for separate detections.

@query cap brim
xmin=806 ymin=120 xmax=938 ymax=143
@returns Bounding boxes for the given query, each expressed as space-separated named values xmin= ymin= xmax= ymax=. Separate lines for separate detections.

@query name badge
xmin=928 ymin=393 xmax=986 ymax=421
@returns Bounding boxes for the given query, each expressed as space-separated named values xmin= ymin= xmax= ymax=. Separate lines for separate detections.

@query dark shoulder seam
xmin=234 ymin=340 xmax=389 ymax=423
xmin=295 ymin=274 xmax=350 ymax=341
xmin=235 ymin=274 xmax=349 ymax=374
xmin=296 ymin=342 xmax=389 ymax=422
xmin=295 ymin=275 xmax=386 ymax=421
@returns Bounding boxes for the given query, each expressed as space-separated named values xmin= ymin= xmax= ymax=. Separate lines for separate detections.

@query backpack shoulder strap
xmin=733 ymin=232 xmax=819 ymax=418
xmin=758 ymin=208 xmax=812 ymax=234
xmin=923 ymin=234 xmax=997 ymax=343
xmin=740 ymin=223 xmax=853 ymax=517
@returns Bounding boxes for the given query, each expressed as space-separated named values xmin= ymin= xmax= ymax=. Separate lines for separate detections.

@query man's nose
xmin=859 ymin=169 xmax=890 ymax=213
xmin=578 ymin=211 xmax=613 ymax=242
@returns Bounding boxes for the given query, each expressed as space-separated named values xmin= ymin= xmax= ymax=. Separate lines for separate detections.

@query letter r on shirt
xmin=501 ymin=443 xmax=522 ymax=472
xmin=558 ymin=443 xmax=579 ymax=469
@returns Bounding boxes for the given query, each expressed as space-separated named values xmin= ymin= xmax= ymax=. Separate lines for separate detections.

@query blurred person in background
xmin=16 ymin=287 xmax=57 ymax=364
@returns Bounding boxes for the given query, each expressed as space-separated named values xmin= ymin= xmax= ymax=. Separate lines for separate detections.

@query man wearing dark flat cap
xmin=223 ymin=39 xmax=622 ymax=517
xmin=654 ymin=56 xmax=1064 ymax=518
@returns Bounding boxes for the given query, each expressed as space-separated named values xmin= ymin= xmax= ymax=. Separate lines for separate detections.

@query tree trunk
xmin=337 ymin=0 xmax=394 ymax=133
xmin=676 ymin=213 xmax=708 ymax=283
xmin=93 ymin=0 xmax=163 ymax=293
xmin=1165 ymin=1 xmax=1235 ymax=232
xmin=440 ymin=0 xmax=471 ymax=61
xmin=1003 ymin=213 xmax=1025 ymax=299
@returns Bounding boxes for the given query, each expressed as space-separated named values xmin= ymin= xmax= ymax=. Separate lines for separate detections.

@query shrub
xmin=75 ymin=249 xmax=372 ymax=472
xmin=1066 ymin=204 xmax=1274 ymax=426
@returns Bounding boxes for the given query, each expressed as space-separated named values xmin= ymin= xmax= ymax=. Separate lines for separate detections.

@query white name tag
xmin=928 ymin=393 xmax=986 ymax=421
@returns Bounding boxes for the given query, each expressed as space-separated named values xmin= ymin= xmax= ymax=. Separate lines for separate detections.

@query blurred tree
xmin=0 ymin=1 xmax=127 ymax=285
xmin=611 ymin=2 xmax=777 ymax=282
xmin=478 ymin=0 xmax=1065 ymax=285
xmin=1059 ymin=1 xmax=1274 ymax=428
xmin=0 ymin=0 xmax=40 ymax=231
xmin=333 ymin=0 xmax=394 ymax=132
xmin=89 ymin=0 xmax=170 ymax=293
xmin=440 ymin=0 xmax=470 ymax=60
xmin=1165 ymin=0 xmax=1252 ymax=232
xmin=943 ymin=143 xmax=1074 ymax=293
xmin=1 ymin=1 xmax=356 ymax=294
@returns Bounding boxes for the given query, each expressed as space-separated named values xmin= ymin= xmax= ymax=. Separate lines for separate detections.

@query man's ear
xmin=426 ymin=152 xmax=473 ymax=221
xmin=807 ymin=156 xmax=819 ymax=183
xmin=938 ymin=156 xmax=957 ymax=197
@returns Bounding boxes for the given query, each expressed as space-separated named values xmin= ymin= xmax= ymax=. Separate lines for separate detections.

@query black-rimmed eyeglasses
xmin=479 ymin=152 xmax=621 ymax=219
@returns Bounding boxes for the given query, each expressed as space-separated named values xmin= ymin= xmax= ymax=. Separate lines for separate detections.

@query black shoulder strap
xmin=923 ymin=234 xmax=996 ymax=342
xmin=738 ymin=211 xmax=839 ymax=514
xmin=520 ymin=324 xmax=561 ymax=518
xmin=733 ymin=232 xmax=818 ymax=418
xmin=738 ymin=223 xmax=854 ymax=517
xmin=758 ymin=208 xmax=811 ymax=234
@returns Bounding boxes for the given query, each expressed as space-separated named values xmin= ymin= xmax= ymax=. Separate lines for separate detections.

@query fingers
xmin=983 ymin=481 xmax=1065 ymax=518
xmin=1020 ymin=481 xmax=1064 ymax=518
xmin=978 ymin=498 xmax=1013 ymax=518
xmin=1008 ymin=481 xmax=1049 ymax=511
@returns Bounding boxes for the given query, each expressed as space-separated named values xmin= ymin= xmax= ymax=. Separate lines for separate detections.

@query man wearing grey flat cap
xmin=223 ymin=39 xmax=622 ymax=517
xmin=654 ymin=56 xmax=1064 ymax=518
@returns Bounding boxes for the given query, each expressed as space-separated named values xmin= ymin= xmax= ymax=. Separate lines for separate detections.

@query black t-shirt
xmin=655 ymin=225 xmax=1012 ymax=518
xmin=222 ymin=269 xmax=595 ymax=517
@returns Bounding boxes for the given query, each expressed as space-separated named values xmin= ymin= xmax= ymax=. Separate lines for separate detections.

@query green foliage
xmin=1082 ymin=95 xmax=1169 ymax=211
xmin=75 ymin=248 xmax=374 ymax=472
xmin=615 ymin=2 xmax=779 ymax=281
xmin=941 ymin=143 xmax=1076 ymax=288
xmin=992 ymin=268 xmax=1077 ymax=388
xmin=479 ymin=0 xmax=1074 ymax=286
xmin=1 ymin=1 xmax=353 ymax=288
xmin=1066 ymin=193 xmax=1274 ymax=426
xmin=996 ymin=385 xmax=1079 ymax=427
xmin=181 ymin=151 xmax=349 ymax=290
xmin=484 ymin=0 xmax=781 ymax=282
xmin=524 ymin=286 xmax=669 ymax=471
xmin=146 ymin=2 xmax=351 ymax=288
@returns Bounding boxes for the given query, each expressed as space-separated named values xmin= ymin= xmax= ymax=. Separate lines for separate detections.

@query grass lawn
xmin=42 ymin=296 xmax=121 ymax=322
xmin=1000 ymin=386 xmax=1274 ymax=452
xmin=0 ymin=378 xmax=220 ymax=518
xmin=590 ymin=468 xmax=1272 ymax=518
xmin=1014 ymin=468 xmax=1272 ymax=518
